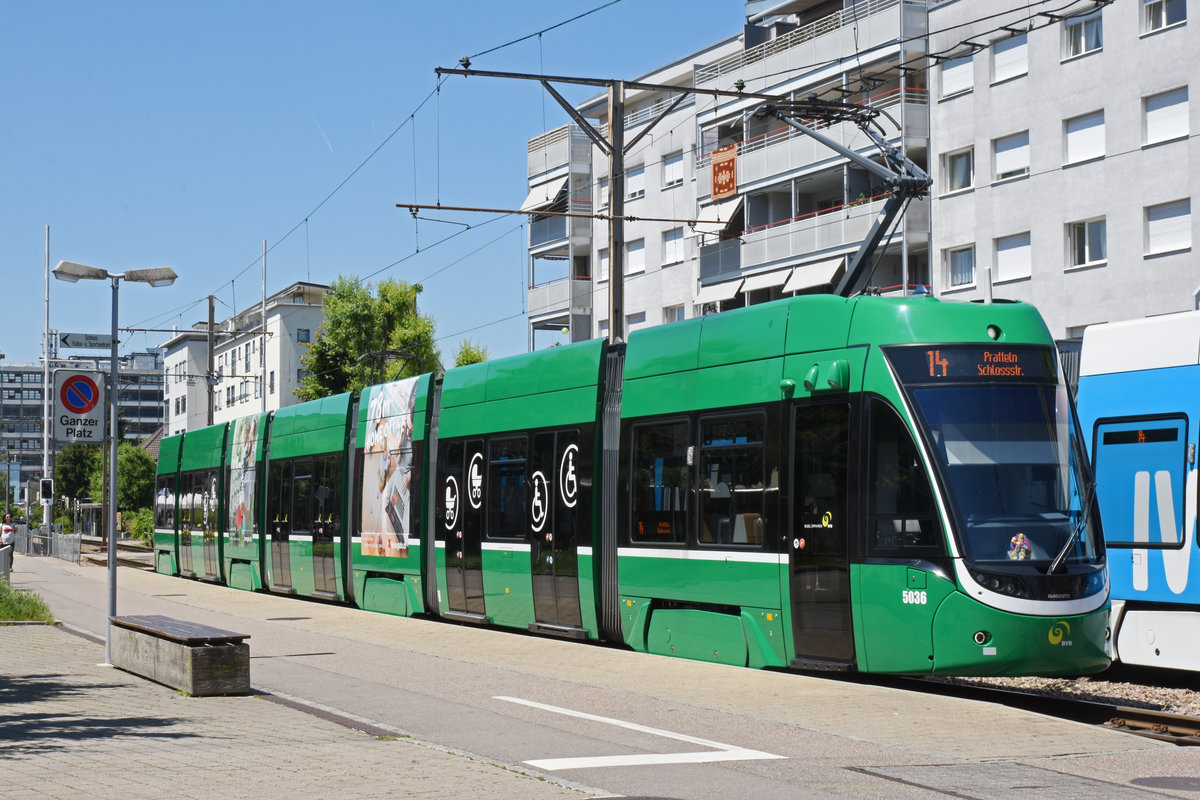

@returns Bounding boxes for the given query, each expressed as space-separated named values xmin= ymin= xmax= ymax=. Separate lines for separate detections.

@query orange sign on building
xmin=711 ymin=144 xmax=738 ymax=200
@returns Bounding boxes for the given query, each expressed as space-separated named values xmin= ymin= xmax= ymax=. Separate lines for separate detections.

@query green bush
xmin=128 ymin=508 xmax=154 ymax=545
xmin=0 ymin=581 xmax=55 ymax=623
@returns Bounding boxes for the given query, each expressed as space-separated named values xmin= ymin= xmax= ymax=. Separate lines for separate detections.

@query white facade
xmin=161 ymin=332 xmax=210 ymax=435
xmin=928 ymin=0 xmax=1196 ymax=341
xmin=160 ymin=282 xmax=328 ymax=433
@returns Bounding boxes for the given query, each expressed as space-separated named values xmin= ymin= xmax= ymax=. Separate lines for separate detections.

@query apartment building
xmin=928 ymin=0 xmax=1195 ymax=344
xmin=525 ymin=0 xmax=932 ymax=345
xmin=161 ymin=282 xmax=328 ymax=434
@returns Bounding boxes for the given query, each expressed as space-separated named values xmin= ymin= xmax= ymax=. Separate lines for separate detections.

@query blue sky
xmin=1 ymin=0 xmax=741 ymax=367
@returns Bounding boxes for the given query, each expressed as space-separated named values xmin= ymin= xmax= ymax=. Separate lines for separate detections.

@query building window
xmin=1067 ymin=218 xmax=1107 ymax=267
xmin=940 ymin=54 xmax=972 ymax=98
xmin=297 ymin=328 xmax=311 ymax=343
xmin=597 ymin=178 xmax=610 ymax=210
xmin=625 ymin=239 xmax=645 ymax=275
xmin=947 ymin=246 xmax=975 ymax=287
xmin=1143 ymin=0 xmax=1185 ymax=33
xmin=1063 ymin=10 xmax=1102 ymax=59
xmin=626 ymin=166 xmax=645 ymax=200
xmin=626 ymin=311 xmax=647 ymax=332
xmin=1064 ymin=111 xmax=1105 ymax=163
xmin=269 ymin=370 xmax=275 ymax=395
xmin=993 ymin=131 xmax=1029 ymax=181
xmin=944 ymin=148 xmax=974 ymax=193
xmin=598 ymin=319 xmax=609 ymax=338
xmin=1144 ymin=87 xmax=1189 ymax=145
xmin=995 ymin=232 xmax=1031 ymax=281
xmin=662 ymin=152 xmax=684 ymax=188
xmin=662 ymin=228 xmax=684 ymax=265
xmin=597 ymin=248 xmax=609 ymax=283
xmin=1145 ymin=199 xmax=1192 ymax=254
xmin=992 ymin=33 xmax=1027 ymax=83
xmin=663 ymin=304 xmax=684 ymax=324
xmin=297 ymin=369 xmax=308 ymax=384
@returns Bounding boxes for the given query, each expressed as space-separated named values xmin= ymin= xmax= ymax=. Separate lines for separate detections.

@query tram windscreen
xmin=888 ymin=346 xmax=1102 ymax=567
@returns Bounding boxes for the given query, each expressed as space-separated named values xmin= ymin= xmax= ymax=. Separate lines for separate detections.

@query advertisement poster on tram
xmin=361 ymin=377 xmax=419 ymax=557
xmin=228 ymin=416 xmax=260 ymax=544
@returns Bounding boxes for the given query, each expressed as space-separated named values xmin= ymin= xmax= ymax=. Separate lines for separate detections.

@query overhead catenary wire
xmin=131 ymin=0 xmax=1109 ymax=346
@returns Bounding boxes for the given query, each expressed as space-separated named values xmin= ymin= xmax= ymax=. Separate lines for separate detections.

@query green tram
xmin=154 ymin=293 xmax=1110 ymax=676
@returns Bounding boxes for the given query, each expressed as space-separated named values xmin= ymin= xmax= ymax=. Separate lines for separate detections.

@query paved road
xmin=6 ymin=555 xmax=1200 ymax=799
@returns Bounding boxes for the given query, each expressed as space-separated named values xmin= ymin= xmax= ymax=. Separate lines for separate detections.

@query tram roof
xmin=1081 ymin=310 xmax=1200 ymax=376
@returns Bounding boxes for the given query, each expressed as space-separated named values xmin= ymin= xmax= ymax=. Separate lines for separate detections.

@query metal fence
xmin=10 ymin=524 xmax=82 ymax=564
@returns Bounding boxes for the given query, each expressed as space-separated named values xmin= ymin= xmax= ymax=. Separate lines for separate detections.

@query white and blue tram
xmin=1077 ymin=310 xmax=1200 ymax=670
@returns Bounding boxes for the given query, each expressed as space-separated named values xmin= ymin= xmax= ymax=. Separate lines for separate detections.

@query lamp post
xmin=52 ymin=260 xmax=176 ymax=665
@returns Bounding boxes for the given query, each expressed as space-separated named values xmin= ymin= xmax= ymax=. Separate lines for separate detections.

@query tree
xmin=55 ymin=442 xmax=101 ymax=501
xmin=452 ymin=339 xmax=489 ymax=367
xmin=86 ymin=442 xmax=156 ymax=513
xmin=297 ymin=276 xmax=441 ymax=401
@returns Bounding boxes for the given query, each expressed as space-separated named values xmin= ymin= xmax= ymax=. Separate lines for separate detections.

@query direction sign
xmin=53 ymin=370 xmax=106 ymax=444
xmin=58 ymin=331 xmax=113 ymax=349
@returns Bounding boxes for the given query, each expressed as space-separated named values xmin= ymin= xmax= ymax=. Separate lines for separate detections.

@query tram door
xmin=530 ymin=431 xmax=584 ymax=630
xmin=440 ymin=440 xmax=486 ymax=616
xmin=268 ymin=460 xmax=294 ymax=590
xmin=790 ymin=403 xmax=854 ymax=664
xmin=310 ymin=455 xmax=341 ymax=597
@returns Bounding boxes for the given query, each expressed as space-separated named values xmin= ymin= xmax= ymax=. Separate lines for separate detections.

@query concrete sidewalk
xmin=0 ymin=623 xmax=598 ymax=800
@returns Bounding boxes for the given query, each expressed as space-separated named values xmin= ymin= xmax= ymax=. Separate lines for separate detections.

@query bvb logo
xmin=1048 ymin=621 xmax=1071 ymax=646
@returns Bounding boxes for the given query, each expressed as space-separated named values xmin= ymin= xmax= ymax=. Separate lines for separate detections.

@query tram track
xmin=872 ymin=674 xmax=1200 ymax=746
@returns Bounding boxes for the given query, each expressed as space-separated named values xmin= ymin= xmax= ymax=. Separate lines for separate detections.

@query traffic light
xmin=40 ymin=478 xmax=53 ymax=500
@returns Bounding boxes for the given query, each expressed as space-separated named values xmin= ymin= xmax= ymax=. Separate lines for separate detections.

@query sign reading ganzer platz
xmin=54 ymin=370 xmax=106 ymax=444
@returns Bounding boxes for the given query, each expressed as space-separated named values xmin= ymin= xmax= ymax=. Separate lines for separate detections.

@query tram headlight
xmin=973 ymin=630 xmax=991 ymax=645
xmin=971 ymin=570 xmax=1030 ymax=599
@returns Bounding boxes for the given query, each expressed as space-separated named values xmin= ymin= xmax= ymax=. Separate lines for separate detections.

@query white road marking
xmin=495 ymin=695 xmax=786 ymax=771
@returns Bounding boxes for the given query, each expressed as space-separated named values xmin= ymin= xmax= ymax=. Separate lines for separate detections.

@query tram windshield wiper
xmin=1048 ymin=480 xmax=1095 ymax=574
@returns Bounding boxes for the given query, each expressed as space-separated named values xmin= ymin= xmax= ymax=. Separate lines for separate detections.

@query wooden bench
xmin=109 ymin=615 xmax=250 ymax=696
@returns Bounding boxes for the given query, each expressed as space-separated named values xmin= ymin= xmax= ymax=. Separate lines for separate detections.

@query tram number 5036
xmin=902 ymin=590 xmax=928 ymax=605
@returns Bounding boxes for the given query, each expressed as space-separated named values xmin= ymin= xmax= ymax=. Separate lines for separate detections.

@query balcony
xmin=699 ymin=239 xmax=742 ymax=280
xmin=528 ymin=278 xmax=593 ymax=323
xmin=701 ymin=193 xmax=929 ymax=276
xmin=696 ymin=87 xmax=928 ymax=197
xmin=694 ymin=0 xmax=923 ymax=94
xmin=530 ymin=215 xmax=568 ymax=249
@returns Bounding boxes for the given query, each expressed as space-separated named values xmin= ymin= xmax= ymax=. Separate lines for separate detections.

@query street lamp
xmin=53 ymin=260 xmax=177 ymax=666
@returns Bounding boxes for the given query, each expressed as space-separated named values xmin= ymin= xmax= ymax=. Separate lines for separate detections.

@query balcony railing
xmin=695 ymin=0 xmax=918 ymax=85
xmin=697 ymin=87 xmax=927 ymax=168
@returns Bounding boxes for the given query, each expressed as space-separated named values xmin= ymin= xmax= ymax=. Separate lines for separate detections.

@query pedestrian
xmin=1 ymin=513 xmax=14 ymax=572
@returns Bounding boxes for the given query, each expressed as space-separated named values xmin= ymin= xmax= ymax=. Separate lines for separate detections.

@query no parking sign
xmin=54 ymin=370 xmax=106 ymax=444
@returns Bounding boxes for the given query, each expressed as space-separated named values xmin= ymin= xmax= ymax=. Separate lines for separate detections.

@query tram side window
xmin=699 ymin=415 xmax=767 ymax=546
xmin=269 ymin=460 xmax=293 ymax=531
xmin=187 ymin=472 xmax=205 ymax=532
xmin=292 ymin=459 xmax=314 ymax=535
xmin=632 ymin=420 xmax=689 ymax=544
xmin=488 ymin=437 xmax=527 ymax=540
xmin=312 ymin=454 xmax=341 ymax=537
xmin=203 ymin=471 xmax=219 ymax=535
xmin=155 ymin=475 xmax=175 ymax=529
xmin=867 ymin=400 xmax=943 ymax=556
